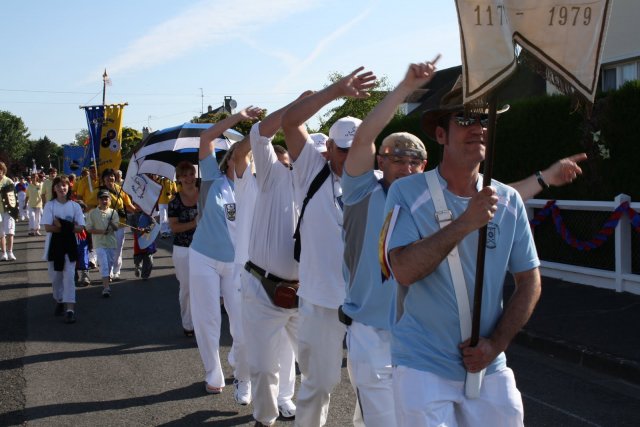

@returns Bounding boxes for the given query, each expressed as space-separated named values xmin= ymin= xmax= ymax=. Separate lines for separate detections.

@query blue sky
xmin=0 ymin=0 xmax=462 ymax=145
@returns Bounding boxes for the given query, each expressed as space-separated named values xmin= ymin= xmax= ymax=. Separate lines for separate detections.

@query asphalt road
xmin=1 ymin=221 xmax=638 ymax=426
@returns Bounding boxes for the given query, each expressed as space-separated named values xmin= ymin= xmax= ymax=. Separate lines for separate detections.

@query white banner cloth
xmin=455 ymin=0 xmax=612 ymax=104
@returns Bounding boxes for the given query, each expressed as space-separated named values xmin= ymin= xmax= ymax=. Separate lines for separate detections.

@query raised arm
xmin=232 ymin=136 xmax=252 ymax=178
xmin=199 ymin=106 xmax=263 ymax=160
xmin=281 ymin=67 xmax=377 ymax=161
xmin=345 ymin=59 xmax=438 ymax=177
xmin=257 ymin=91 xmax=314 ymax=140
xmin=510 ymin=153 xmax=587 ymax=201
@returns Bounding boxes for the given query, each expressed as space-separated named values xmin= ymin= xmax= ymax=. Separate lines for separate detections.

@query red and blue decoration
xmin=530 ymin=200 xmax=640 ymax=251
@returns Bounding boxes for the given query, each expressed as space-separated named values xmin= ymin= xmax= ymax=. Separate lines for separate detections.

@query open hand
xmin=337 ymin=67 xmax=377 ymax=99
xmin=239 ymin=106 xmax=264 ymax=121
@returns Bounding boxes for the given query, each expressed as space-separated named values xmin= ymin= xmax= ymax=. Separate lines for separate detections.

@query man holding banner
xmin=380 ymin=77 xmax=541 ymax=427
xmin=378 ymin=1 xmax=610 ymax=424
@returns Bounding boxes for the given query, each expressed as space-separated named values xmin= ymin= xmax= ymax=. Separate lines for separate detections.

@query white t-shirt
xmin=41 ymin=199 xmax=85 ymax=261
xmin=247 ymin=123 xmax=299 ymax=281
xmin=292 ymin=138 xmax=346 ymax=309
xmin=234 ymin=162 xmax=258 ymax=265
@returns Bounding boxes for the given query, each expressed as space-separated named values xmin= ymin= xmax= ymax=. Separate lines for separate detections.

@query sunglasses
xmin=452 ymin=113 xmax=490 ymax=128
xmin=335 ymin=146 xmax=350 ymax=153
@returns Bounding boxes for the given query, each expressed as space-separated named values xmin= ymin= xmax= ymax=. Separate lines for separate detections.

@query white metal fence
xmin=526 ymin=194 xmax=640 ymax=295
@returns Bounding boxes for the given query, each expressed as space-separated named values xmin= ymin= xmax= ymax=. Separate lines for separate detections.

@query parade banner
xmin=82 ymin=103 xmax=127 ymax=175
xmin=84 ymin=105 xmax=103 ymax=172
xmin=99 ymin=104 xmax=125 ymax=174
xmin=455 ymin=0 xmax=612 ymax=107
xmin=62 ymin=145 xmax=88 ymax=175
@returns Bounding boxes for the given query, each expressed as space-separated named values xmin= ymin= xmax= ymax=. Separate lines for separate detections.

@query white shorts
xmin=1 ymin=213 xmax=15 ymax=236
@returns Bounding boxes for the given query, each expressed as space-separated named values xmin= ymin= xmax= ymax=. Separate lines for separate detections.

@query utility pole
xmin=200 ymin=88 xmax=204 ymax=115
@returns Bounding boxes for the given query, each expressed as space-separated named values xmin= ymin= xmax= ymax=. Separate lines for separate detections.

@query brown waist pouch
xmin=245 ymin=261 xmax=299 ymax=309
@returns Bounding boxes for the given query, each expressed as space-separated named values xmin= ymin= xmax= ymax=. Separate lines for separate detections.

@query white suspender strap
xmin=425 ymin=170 xmax=471 ymax=341
xmin=425 ymin=170 xmax=484 ymax=398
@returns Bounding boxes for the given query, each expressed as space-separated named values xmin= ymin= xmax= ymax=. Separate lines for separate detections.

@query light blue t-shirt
xmin=189 ymin=155 xmax=236 ymax=262
xmin=342 ymin=170 xmax=395 ymax=330
xmin=383 ymin=169 xmax=539 ymax=381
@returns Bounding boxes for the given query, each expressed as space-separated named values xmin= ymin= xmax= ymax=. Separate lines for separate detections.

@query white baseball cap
xmin=310 ymin=133 xmax=328 ymax=153
xmin=328 ymin=116 xmax=362 ymax=149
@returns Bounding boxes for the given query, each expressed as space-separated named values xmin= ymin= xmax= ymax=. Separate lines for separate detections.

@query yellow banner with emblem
xmin=98 ymin=104 xmax=125 ymax=175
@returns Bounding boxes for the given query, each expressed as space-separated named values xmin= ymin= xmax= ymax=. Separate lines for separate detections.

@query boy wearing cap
xmin=86 ymin=188 xmax=119 ymax=297
xmin=281 ymin=67 xmax=376 ymax=427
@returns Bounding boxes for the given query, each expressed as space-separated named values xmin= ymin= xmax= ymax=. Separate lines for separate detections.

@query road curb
xmin=515 ymin=329 xmax=640 ymax=385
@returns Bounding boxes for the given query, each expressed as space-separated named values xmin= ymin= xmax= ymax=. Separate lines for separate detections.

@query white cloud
xmin=237 ymin=35 xmax=298 ymax=69
xmin=273 ymin=6 xmax=373 ymax=92
xmin=89 ymin=0 xmax=321 ymax=82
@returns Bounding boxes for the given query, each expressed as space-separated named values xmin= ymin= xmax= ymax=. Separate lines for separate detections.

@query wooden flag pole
xmin=470 ymin=92 xmax=498 ymax=347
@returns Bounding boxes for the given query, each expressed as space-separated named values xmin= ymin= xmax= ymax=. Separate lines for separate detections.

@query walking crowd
xmin=0 ymin=59 xmax=589 ymax=427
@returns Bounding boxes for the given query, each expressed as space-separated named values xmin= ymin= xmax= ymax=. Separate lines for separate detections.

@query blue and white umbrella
xmin=123 ymin=122 xmax=243 ymax=215
xmin=133 ymin=122 xmax=244 ymax=180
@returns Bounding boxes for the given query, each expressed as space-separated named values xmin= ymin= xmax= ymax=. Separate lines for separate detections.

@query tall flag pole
xmin=102 ymin=69 xmax=110 ymax=106
xmin=80 ymin=69 xmax=126 ymax=177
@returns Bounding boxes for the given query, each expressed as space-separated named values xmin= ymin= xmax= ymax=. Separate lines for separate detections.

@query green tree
xmin=121 ymin=126 xmax=142 ymax=160
xmin=0 ymin=110 xmax=30 ymax=165
xmin=191 ymin=110 xmax=266 ymax=136
xmin=316 ymin=73 xmax=392 ymax=134
xmin=21 ymin=136 xmax=62 ymax=173
xmin=72 ymin=129 xmax=90 ymax=146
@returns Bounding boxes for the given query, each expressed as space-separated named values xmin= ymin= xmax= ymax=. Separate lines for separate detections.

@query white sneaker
xmin=7 ymin=252 xmax=16 ymax=261
xmin=278 ymin=400 xmax=296 ymax=419
xmin=233 ymin=379 xmax=251 ymax=406
xmin=1 ymin=253 xmax=7 ymax=261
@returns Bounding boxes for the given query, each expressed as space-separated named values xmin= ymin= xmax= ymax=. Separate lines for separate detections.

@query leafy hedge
xmin=381 ymin=81 xmax=640 ymax=201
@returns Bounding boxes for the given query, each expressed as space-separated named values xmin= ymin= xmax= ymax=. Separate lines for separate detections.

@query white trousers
xmin=189 ymin=248 xmax=248 ymax=387
xmin=242 ymin=270 xmax=299 ymax=426
xmin=277 ymin=327 xmax=296 ymax=405
xmin=159 ymin=204 xmax=170 ymax=234
xmin=96 ymin=247 xmax=116 ymax=279
xmin=346 ymin=321 xmax=395 ymax=427
xmin=295 ymin=298 xmax=346 ymax=427
xmin=28 ymin=206 xmax=42 ymax=231
xmin=172 ymin=245 xmax=192 ymax=331
xmin=18 ymin=192 xmax=27 ymax=220
xmin=393 ymin=366 xmax=524 ymax=427
xmin=48 ymin=256 xmax=76 ymax=303
xmin=112 ymin=227 xmax=125 ymax=276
